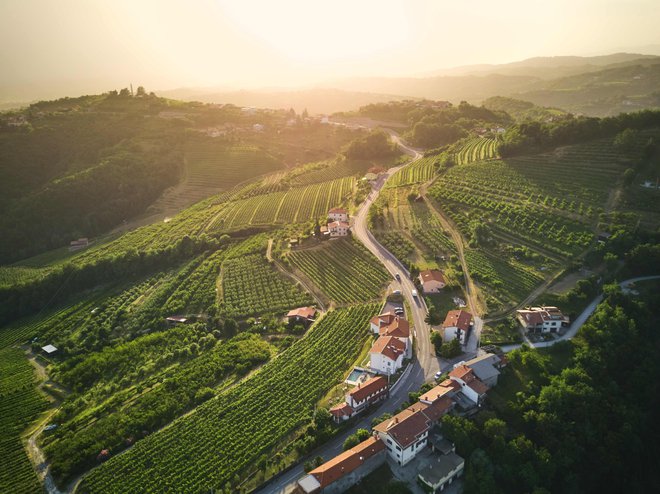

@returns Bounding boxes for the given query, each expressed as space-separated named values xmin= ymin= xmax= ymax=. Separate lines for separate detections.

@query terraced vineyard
xmin=79 ymin=304 xmax=379 ymax=493
xmin=207 ymin=177 xmax=354 ymax=231
xmin=220 ymin=254 xmax=313 ymax=317
xmin=386 ymin=156 xmax=437 ymax=187
xmin=288 ymin=239 xmax=390 ymax=304
xmin=429 ymin=139 xmax=628 ymax=259
xmin=0 ymin=265 xmax=50 ymax=288
xmin=454 ymin=137 xmax=499 ymax=165
xmin=464 ymin=249 xmax=547 ymax=306
xmin=0 ymin=347 xmax=49 ymax=494
xmin=153 ymin=144 xmax=285 ymax=212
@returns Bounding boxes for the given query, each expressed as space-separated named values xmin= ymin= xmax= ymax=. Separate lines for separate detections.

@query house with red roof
xmin=296 ymin=437 xmax=386 ymax=493
xmin=373 ymin=398 xmax=454 ymax=466
xmin=328 ymin=402 xmax=354 ymax=424
xmin=442 ymin=310 xmax=473 ymax=345
xmin=369 ymin=313 xmax=411 ymax=357
xmin=516 ymin=306 xmax=569 ymax=333
xmin=418 ymin=269 xmax=447 ymax=293
xmin=449 ymin=365 xmax=488 ymax=405
xmin=286 ymin=306 xmax=317 ymax=323
xmin=328 ymin=207 xmax=349 ymax=223
xmin=346 ymin=376 xmax=389 ymax=413
xmin=369 ymin=336 xmax=405 ymax=375
xmin=327 ymin=220 xmax=350 ymax=237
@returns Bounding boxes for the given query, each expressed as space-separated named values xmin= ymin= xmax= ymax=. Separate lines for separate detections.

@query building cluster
xmin=298 ymin=353 xmax=505 ymax=493
xmin=319 ymin=207 xmax=350 ymax=238
xmin=516 ymin=306 xmax=569 ymax=333
xmin=368 ymin=312 xmax=412 ymax=375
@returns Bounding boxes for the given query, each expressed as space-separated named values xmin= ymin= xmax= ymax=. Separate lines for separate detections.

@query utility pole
xmin=130 ymin=83 xmax=134 ymax=96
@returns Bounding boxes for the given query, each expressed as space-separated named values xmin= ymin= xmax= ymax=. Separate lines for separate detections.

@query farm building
xmin=327 ymin=221 xmax=350 ymax=237
xmin=441 ymin=310 xmax=472 ymax=344
xmin=166 ymin=316 xmax=189 ymax=326
xmin=418 ymin=269 xmax=447 ymax=293
xmin=69 ymin=238 xmax=89 ymax=251
xmin=516 ymin=306 xmax=569 ymax=333
xmin=286 ymin=307 xmax=317 ymax=323
xmin=41 ymin=344 xmax=58 ymax=355
xmin=328 ymin=207 xmax=349 ymax=223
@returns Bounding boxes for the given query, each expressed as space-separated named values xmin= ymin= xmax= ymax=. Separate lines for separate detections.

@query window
xmin=387 ymin=438 xmax=392 ymax=445
xmin=396 ymin=445 xmax=401 ymax=451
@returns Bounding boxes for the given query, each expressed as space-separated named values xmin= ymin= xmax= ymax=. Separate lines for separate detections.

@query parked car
xmin=394 ymin=307 xmax=404 ymax=316
xmin=412 ymin=289 xmax=418 ymax=298
xmin=392 ymin=289 xmax=402 ymax=295
xmin=434 ymin=371 xmax=443 ymax=380
xmin=395 ymin=273 xmax=401 ymax=281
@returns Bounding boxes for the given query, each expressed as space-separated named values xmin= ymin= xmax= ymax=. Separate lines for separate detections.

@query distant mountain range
xmin=155 ymin=53 xmax=660 ymax=117
xmin=3 ymin=53 xmax=660 ymax=116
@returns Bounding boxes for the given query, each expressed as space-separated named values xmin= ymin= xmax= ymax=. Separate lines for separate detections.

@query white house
xmin=418 ymin=269 xmax=447 ymax=294
xmin=459 ymin=353 xmax=502 ymax=387
xmin=369 ymin=336 xmax=405 ymax=375
xmin=369 ymin=313 xmax=411 ymax=358
xmin=327 ymin=221 xmax=350 ymax=237
xmin=374 ymin=398 xmax=453 ymax=466
xmin=516 ymin=306 xmax=569 ymax=333
xmin=328 ymin=207 xmax=349 ymax=223
xmin=449 ymin=365 xmax=488 ymax=405
xmin=442 ymin=310 xmax=472 ymax=344
xmin=345 ymin=376 xmax=389 ymax=413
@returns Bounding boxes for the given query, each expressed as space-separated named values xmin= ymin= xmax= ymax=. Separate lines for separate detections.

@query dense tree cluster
xmin=498 ymin=109 xmax=660 ymax=157
xmin=443 ymin=283 xmax=660 ymax=493
xmin=343 ymin=130 xmax=398 ymax=160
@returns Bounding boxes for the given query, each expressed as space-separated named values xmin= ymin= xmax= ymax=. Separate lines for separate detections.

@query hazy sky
xmin=1 ymin=0 xmax=659 ymax=100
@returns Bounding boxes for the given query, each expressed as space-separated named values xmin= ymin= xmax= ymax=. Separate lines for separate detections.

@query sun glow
xmin=218 ymin=0 xmax=410 ymax=63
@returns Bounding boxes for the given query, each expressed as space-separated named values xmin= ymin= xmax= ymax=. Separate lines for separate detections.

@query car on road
xmin=392 ymin=289 xmax=402 ymax=295
xmin=395 ymin=273 xmax=401 ymax=281
xmin=434 ymin=371 xmax=443 ymax=380
xmin=412 ymin=289 xmax=418 ymax=298
xmin=394 ymin=307 xmax=404 ymax=316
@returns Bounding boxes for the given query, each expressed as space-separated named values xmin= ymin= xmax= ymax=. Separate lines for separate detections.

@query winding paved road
xmin=254 ymin=132 xmax=448 ymax=494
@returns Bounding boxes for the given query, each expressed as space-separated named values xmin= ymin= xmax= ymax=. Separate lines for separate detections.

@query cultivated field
xmin=79 ymin=304 xmax=379 ymax=493
xmin=287 ymin=239 xmax=390 ymax=304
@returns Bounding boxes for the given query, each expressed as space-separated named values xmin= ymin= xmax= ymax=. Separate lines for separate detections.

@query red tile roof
xmin=348 ymin=376 xmax=388 ymax=403
xmin=329 ymin=402 xmax=354 ymax=418
xmin=374 ymin=409 xmax=429 ymax=449
xmin=310 ymin=437 xmax=385 ymax=488
xmin=370 ymin=312 xmax=396 ymax=327
xmin=419 ymin=269 xmax=446 ymax=285
xmin=328 ymin=207 xmax=348 ymax=214
xmin=286 ymin=307 xmax=317 ymax=319
xmin=379 ymin=316 xmax=410 ymax=339
xmin=327 ymin=220 xmax=350 ymax=228
xmin=468 ymin=379 xmax=489 ymax=395
xmin=370 ymin=336 xmax=405 ymax=362
xmin=442 ymin=310 xmax=472 ymax=332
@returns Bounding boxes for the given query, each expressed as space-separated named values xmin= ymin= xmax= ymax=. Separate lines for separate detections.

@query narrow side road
xmin=500 ymin=275 xmax=660 ymax=353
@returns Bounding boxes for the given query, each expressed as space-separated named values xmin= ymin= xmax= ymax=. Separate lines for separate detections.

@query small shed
xmin=41 ymin=344 xmax=58 ymax=355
